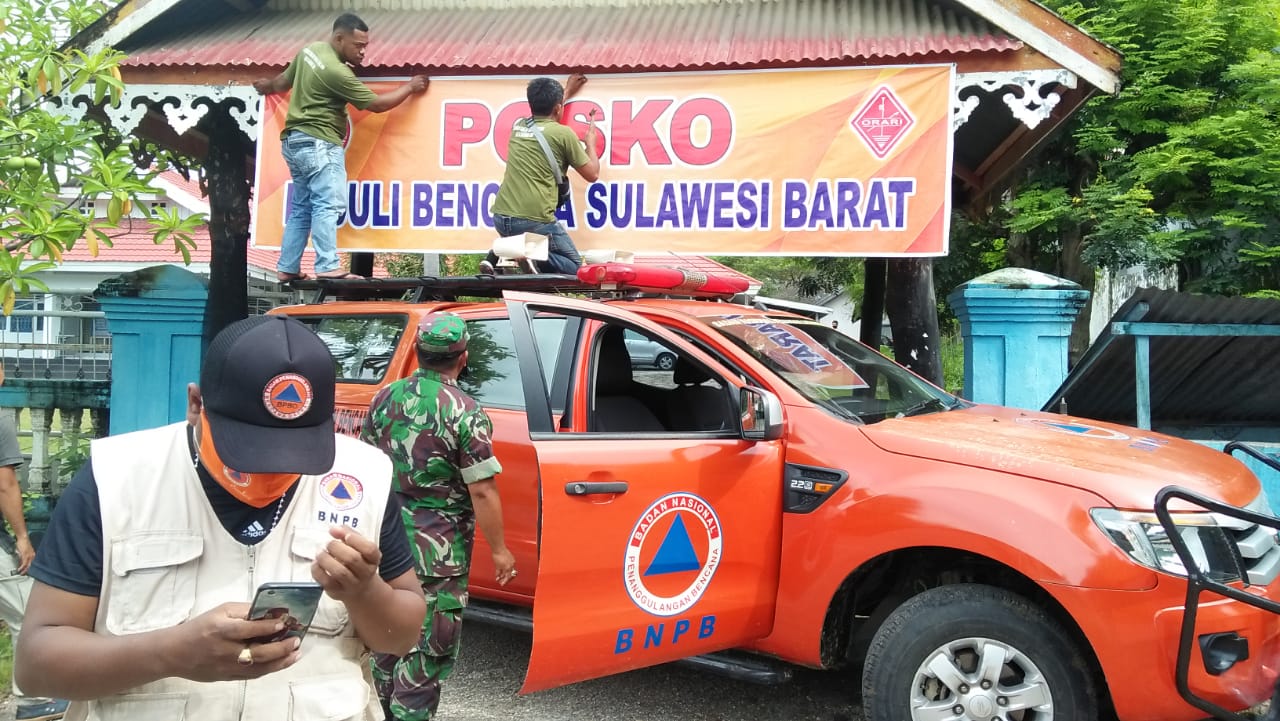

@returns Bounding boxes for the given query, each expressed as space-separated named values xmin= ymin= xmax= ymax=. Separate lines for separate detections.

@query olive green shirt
xmin=281 ymin=41 xmax=378 ymax=146
xmin=492 ymin=118 xmax=589 ymax=222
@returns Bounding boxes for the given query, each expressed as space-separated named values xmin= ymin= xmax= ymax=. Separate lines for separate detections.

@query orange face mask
xmin=197 ymin=411 xmax=300 ymax=508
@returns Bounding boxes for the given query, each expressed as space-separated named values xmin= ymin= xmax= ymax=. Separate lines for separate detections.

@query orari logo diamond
xmin=850 ymin=87 xmax=915 ymax=159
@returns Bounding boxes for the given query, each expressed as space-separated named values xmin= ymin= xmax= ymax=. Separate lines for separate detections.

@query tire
xmin=655 ymin=352 xmax=676 ymax=371
xmin=861 ymin=584 xmax=1098 ymax=721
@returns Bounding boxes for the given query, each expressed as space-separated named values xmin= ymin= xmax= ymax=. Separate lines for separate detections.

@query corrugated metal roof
xmin=1044 ymin=289 xmax=1280 ymax=427
xmin=121 ymin=0 xmax=1020 ymax=71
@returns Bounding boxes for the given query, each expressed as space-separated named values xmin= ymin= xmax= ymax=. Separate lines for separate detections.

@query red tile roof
xmin=155 ymin=169 xmax=205 ymax=202
xmin=59 ymin=225 xmax=330 ymax=276
xmin=122 ymin=1 xmax=1019 ymax=72
xmin=61 ymin=227 xmax=211 ymax=264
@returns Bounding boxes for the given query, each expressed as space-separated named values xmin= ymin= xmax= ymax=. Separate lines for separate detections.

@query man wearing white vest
xmin=15 ymin=315 xmax=426 ymax=721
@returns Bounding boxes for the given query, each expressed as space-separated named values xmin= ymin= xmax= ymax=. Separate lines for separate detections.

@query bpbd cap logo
xmin=623 ymin=492 xmax=723 ymax=617
xmin=263 ymin=373 xmax=313 ymax=420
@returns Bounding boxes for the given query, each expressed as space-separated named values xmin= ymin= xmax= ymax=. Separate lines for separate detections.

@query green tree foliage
xmin=972 ymin=0 xmax=1280 ymax=297
xmin=376 ymin=253 xmax=481 ymax=277
xmin=0 ymin=0 xmax=203 ymax=312
xmin=712 ymin=256 xmax=864 ymax=303
xmin=378 ymin=253 xmax=425 ymax=278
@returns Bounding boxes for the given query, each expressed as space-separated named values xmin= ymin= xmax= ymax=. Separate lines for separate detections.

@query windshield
xmin=290 ymin=314 xmax=406 ymax=384
xmin=704 ymin=314 xmax=959 ymax=424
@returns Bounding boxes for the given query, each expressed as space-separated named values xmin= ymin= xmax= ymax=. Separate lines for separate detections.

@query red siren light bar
xmin=577 ymin=263 xmax=750 ymax=298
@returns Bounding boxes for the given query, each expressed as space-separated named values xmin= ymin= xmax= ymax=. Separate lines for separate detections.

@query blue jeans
xmin=279 ymin=131 xmax=346 ymax=275
xmin=488 ymin=214 xmax=582 ymax=274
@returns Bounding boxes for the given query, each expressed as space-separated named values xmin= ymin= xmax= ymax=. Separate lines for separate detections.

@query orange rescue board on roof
xmin=251 ymin=66 xmax=954 ymax=257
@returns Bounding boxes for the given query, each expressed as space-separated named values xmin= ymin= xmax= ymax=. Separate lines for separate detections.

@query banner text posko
xmin=251 ymin=65 xmax=954 ymax=257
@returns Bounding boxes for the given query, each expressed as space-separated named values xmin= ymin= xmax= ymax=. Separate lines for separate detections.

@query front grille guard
xmin=1156 ymin=485 xmax=1280 ymax=721
xmin=1225 ymin=441 xmax=1280 ymax=480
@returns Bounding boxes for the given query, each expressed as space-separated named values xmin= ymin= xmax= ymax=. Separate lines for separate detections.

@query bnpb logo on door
xmin=615 ymin=492 xmax=723 ymax=656
xmin=624 ymin=491 xmax=723 ymax=616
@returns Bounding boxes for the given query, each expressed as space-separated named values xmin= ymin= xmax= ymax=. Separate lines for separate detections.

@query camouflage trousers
xmin=372 ymin=573 xmax=470 ymax=721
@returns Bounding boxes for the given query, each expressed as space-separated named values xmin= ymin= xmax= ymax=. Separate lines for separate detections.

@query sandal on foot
xmin=276 ymin=271 xmax=310 ymax=282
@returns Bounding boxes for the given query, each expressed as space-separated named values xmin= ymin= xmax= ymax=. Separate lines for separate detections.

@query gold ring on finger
xmin=237 ymin=646 xmax=254 ymax=666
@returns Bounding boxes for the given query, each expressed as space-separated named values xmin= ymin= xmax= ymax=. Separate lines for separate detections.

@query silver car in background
xmin=623 ymin=329 xmax=677 ymax=370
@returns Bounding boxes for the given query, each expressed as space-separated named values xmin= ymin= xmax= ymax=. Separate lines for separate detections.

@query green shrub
xmin=0 ymin=623 xmax=12 ymax=699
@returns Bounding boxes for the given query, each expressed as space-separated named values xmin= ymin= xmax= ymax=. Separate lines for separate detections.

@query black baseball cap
xmin=199 ymin=315 xmax=336 ymax=474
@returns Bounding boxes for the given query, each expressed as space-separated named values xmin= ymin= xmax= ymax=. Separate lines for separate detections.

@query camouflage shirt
xmin=362 ymin=368 xmax=502 ymax=577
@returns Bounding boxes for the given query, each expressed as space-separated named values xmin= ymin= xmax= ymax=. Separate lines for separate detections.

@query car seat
xmin=591 ymin=326 xmax=667 ymax=432
xmin=668 ymin=356 xmax=733 ymax=431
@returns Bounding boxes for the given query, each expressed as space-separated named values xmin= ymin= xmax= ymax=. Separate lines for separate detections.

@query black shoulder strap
xmin=524 ymin=118 xmax=565 ymax=184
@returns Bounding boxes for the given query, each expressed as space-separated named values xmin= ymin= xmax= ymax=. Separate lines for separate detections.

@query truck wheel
xmin=861 ymin=584 xmax=1097 ymax=721
xmin=655 ymin=352 xmax=676 ymax=371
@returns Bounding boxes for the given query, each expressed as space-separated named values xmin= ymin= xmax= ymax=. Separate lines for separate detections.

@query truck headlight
xmin=1090 ymin=508 xmax=1241 ymax=582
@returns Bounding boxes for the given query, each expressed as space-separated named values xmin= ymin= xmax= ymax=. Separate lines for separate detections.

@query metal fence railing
xmin=1 ymin=294 xmax=112 ymax=381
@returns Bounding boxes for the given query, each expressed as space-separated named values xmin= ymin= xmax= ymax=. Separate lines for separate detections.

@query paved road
xmin=0 ymin=626 xmax=863 ymax=721
xmin=439 ymin=622 xmax=862 ymax=721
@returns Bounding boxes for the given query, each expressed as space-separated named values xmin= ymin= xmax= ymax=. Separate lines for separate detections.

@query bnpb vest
xmin=67 ymin=422 xmax=392 ymax=721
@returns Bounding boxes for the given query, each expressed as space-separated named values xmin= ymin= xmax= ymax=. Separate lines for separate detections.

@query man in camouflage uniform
xmin=361 ymin=312 xmax=516 ymax=721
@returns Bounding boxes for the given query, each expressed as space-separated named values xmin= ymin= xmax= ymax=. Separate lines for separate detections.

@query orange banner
xmin=251 ymin=66 xmax=953 ymax=256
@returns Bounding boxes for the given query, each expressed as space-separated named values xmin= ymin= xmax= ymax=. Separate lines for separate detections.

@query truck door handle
xmin=565 ymin=481 xmax=629 ymax=496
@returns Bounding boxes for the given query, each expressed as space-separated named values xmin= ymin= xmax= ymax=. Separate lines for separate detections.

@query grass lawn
xmin=940 ymin=331 xmax=964 ymax=396
xmin=12 ymin=408 xmax=93 ymax=457
xmin=0 ymin=623 xmax=11 ymax=701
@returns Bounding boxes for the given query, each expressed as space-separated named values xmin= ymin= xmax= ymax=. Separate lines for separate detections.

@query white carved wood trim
xmin=953 ymin=69 xmax=1078 ymax=131
xmin=50 ymin=85 xmax=262 ymax=140
xmin=59 ymin=71 xmax=1075 ymax=142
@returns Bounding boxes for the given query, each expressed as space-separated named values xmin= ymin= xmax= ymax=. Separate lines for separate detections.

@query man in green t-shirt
xmin=481 ymin=75 xmax=600 ymax=275
xmin=254 ymin=13 xmax=428 ymax=282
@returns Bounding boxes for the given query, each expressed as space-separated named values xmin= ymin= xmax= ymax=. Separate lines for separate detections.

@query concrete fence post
xmin=947 ymin=268 xmax=1089 ymax=410
xmin=95 ymin=265 xmax=208 ymax=435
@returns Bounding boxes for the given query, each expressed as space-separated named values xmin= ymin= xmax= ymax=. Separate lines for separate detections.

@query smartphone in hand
xmin=247 ymin=581 xmax=324 ymax=644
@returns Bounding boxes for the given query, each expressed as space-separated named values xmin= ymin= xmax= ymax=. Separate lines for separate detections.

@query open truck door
xmin=503 ymin=291 xmax=785 ymax=693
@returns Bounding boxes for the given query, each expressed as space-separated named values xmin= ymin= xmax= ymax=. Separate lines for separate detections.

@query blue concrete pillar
xmin=947 ymin=268 xmax=1089 ymax=410
xmin=95 ymin=265 xmax=208 ymax=435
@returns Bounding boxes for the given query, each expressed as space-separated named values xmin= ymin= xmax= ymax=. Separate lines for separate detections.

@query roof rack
xmin=288 ymin=272 xmax=603 ymax=304
xmin=287 ymin=263 xmax=754 ymax=304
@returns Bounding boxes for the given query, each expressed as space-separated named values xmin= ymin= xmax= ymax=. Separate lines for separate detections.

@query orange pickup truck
xmin=275 ymin=268 xmax=1280 ymax=721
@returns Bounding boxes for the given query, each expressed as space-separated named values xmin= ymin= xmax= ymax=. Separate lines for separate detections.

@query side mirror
xmin=739 ymin=387 xmax=784 ymax=441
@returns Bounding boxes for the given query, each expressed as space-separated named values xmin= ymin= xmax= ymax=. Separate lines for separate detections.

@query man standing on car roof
xmin=254 ymin=12 xmax=428 ymax=283
xmin=361 ymin=312 xmax=515 ymax=721
xmin=479 ymin=74 xmax=599 ymax=276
